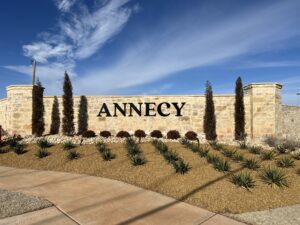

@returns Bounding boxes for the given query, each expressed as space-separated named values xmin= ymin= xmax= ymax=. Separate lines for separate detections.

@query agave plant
xmin=130 ymin=154 xmax=146 ymax=166
xmin=276 ymin=157 xmax=295 ymax=168
xmin=171 ymin=159 xmax=190 ymax=174
xmin=210 ymin=141 xmax=223 ymax=150
xmin=35 ymin=148 xmax=50 ymax=158
xmin=249 ymin=146 xmax=262 ymax=155
xmin=275 ymin=145 xmax=287 ymax=154
xmin=101 ymin=150 xmax=116 ymax=161
xmin=222 ymin=148 xmax=236 ymax=158
xmin=37 ymin=138 xmax=51 ymax=149
xmin=198 ymin=148 xmax=209 ymax=158
xmin=63 ymin=141 xmax=75 ymax=150
xmin=261 ymin=151 xmax=276 ymax=160
xmin=231 ymin=171 xmax=255 ymax=190
xmin=163 ymin=150 xmax=179 ymax=163
xmin=213 ymin=159 xmax=230 ymax=172
xmin=242 ymin=158 xmax=260 ymax=170
xmin=206 ymin=154 xmax=221 ymax=164
xmin=260 ymin=167 xmax=288 ymax=188
xmin=96 ymin=141 xmax=106 ymax=152
xmin=13 ymin=144 xmax=26 ymax=155
xmin=67 ymin=150 xmax=80 ymax=160
xmin=232 ymin=152 xmax=244 ymax=162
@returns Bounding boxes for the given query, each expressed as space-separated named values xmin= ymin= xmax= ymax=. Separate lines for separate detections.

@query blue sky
xmin=1 ymin=0 xmax=300 ymax=104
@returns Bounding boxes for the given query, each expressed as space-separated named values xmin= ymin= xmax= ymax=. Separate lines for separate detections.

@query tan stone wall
xmin=281 ymin=105 xmax=300 ymax=140
xmin=0 ymin=82 xmax=292 ymax=140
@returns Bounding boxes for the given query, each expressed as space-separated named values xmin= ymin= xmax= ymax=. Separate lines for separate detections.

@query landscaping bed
xmin=0 ymin=141 xmax=299 ymax=214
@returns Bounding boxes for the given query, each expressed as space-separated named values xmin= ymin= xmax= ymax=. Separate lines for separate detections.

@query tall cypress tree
xmin=234 ymin=77 xmax=245 ymax=140
xmin=62 ymin=72 xmax=74 ymax=136
xmin=203 ymin=81 xmax=217 ymax=141
xmin=77 ymin=96 xmax=88 ymax=135
xmin=32 ymin=80 xmax=45 ymax=136
xmin=50 ymin=96 xmax=60 ymax=135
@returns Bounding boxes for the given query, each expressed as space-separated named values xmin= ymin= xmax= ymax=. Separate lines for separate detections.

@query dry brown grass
xmin=0 ymin=142 xmax=300 ymax=213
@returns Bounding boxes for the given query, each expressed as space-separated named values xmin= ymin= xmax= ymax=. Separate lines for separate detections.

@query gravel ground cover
xmin=0 ymin=189 xmax=52 ymax=218
xmin=0 ymin=142 xmax=299 ymax=214
xmin=227 ymin=204 xmax=300 ymax=225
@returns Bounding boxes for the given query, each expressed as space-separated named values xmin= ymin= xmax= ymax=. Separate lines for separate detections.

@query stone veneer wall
xmin=0 ymin=83 xmax=290 ymax=140
xmin=281 ymin=105 xmax=300 ymax=140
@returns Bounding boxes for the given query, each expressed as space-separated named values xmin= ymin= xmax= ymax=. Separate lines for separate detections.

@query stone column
xmin=6 ymin=85 xmax=34 ymax=136
xmin=244 ymin=83 xmax=282 ymax=140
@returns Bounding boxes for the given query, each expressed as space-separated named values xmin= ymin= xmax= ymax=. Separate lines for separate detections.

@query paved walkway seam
xmin=197 ymin=213 xmax=217 ymax=225
xmin=53 ymin=204 xmax=82 ymax=225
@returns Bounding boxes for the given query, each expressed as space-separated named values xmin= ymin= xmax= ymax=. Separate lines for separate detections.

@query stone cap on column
xmin=243 ymin=82 xmax=283 ymax=91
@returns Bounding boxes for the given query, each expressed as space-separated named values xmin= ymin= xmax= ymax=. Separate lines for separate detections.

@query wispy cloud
xmin=5 ymin=0 xmax=134 ymax=83
xmin=54 ymin=0 xmax=77 ymax=12
xmin=75 ymin=0 xmax=300 ymax=94
xmin=237 ymin=60 xmax=300 ymax=69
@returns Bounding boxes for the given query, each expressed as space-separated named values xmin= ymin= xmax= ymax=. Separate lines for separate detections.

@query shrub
xmin=213 ymin=159 xmax=230 ymax=172
xmin=276 ymin=157 xmax=295 ymax=168
xmin=130 ymin=154 xmax=146 ymax=166
xmin=63 ymin=141 xmax=75 ymax=150
xmin=261 ymin=151 xmax=276 ymax=160
xmin=275 ymin=145 xmax=287 ymax=154
xmin=291 ymin=152 xmax=300 ymax=160
xmin=116 ymin=131 xmax=130 ymax=138
xmin=232 ymin=152 xmax=244 ymax=162
xmin=210 ymin=141 xmax=223 ymax=150
xmin=260 ymin=167 xmax=288 ymax=188
xmin=150 ymin=130 xmax=163 ymax=138
xmin=13 ymin=144 xmax=26 ymax=155
xmin=100 ymin=131 xmax=111 ymax=138
xmin=206 ymin=154 xmax=221 ymax=164
xmin=36 ymin=148 xmax=50 ymax=158
xmin=167 ymin=130 xmax=181 ymax=140
xmin=249 ymin=146 xmax=262 ymax=155
xmin=231 ymin=171 xmax=255 ymax=190
xmin=171 ymin=159 xmax=190 ymax=174
xmin=185 ymin=131 xmax=198 ymax=141
xmin=37 ymin=138 xmax=51 ymax=149
xmin=101 ymin=150 xmax=116 ymax=161
xmin=242 ymin=158 xmax=260 ymax=170
xmin=281 ymin=138 xmax=300 ymax=151
xmin=67 ymin=150 xmax=80 ymax=160
xmin=82 ymin=130 xmax=96 ymax=138
xmin=7 ymin=137 xmax=18 ymax=149
xmin=134 ymin=130 xmax=146 ymax=143
xmin=203 ymin=81 xmax=217 ymax=141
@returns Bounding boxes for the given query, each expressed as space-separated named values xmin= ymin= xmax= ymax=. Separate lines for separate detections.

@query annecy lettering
xmin=97 ymin=102 xmax=186 ymax=117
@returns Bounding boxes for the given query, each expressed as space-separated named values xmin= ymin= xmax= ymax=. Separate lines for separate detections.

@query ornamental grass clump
xmin=231 ymin=171 xmax=255 ymax=190
xmin=260 ymin=167 xmax=288 ymax=188
xmin=249 ymin=146 xmax=262 ymax=155
xmin=222 ymin=148 xmax=236 ymax=158
xmin=36 ymin=148 xmax=50 ymax=158
xmin=261 ymin=151 xmax=276 ymax=161
xmin=276 ymin=157 xmax=295 ymax=168
xmin=163 ymin=150 xmax=179 ymax=163
xmin=198 ymin=147 xmax=209 ymax=157
xmin=37 ymin=138 xmax=51 ymax=149
xmin=206 ymin=154 xmax=221 ymax=164
xmin=13 ymin=144 xmax=26 ymax=155
xmin=63 ymin=141 xmax=75 ymax=150
xmin=125 ymin=138 xmax=146 ymax=166
xmin=67 ymin=150 xmax=80 ymax=160
xmin=242 ymin=158 xmax=260 ymax=170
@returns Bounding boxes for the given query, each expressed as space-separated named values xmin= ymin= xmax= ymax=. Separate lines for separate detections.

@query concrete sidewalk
xmin=0 ymin=166 xmax=245 ymax=225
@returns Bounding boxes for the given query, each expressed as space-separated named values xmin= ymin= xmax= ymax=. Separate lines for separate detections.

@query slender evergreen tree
xmin=77 ymin=96 xmax=88 ymax=135
xmin=32 ymin=80 xmax=45 ymax=136
xmin=62 ymin=72 xmax=74 ymax=135
xmin=203 ymin=81 xmax=217 ymax=141
xmin=50 ymin=96 xmax=60 ymax=134
xmin=234 ymin=76 xmax=245 ymax=140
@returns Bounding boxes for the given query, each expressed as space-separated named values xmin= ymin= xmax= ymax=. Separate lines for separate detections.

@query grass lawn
xmin=0 ymin=142 xmax=300 ymax=213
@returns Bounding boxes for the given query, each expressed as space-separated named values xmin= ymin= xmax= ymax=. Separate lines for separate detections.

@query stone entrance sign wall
xmin=0 ymin=82 xmax=299 ymax=140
